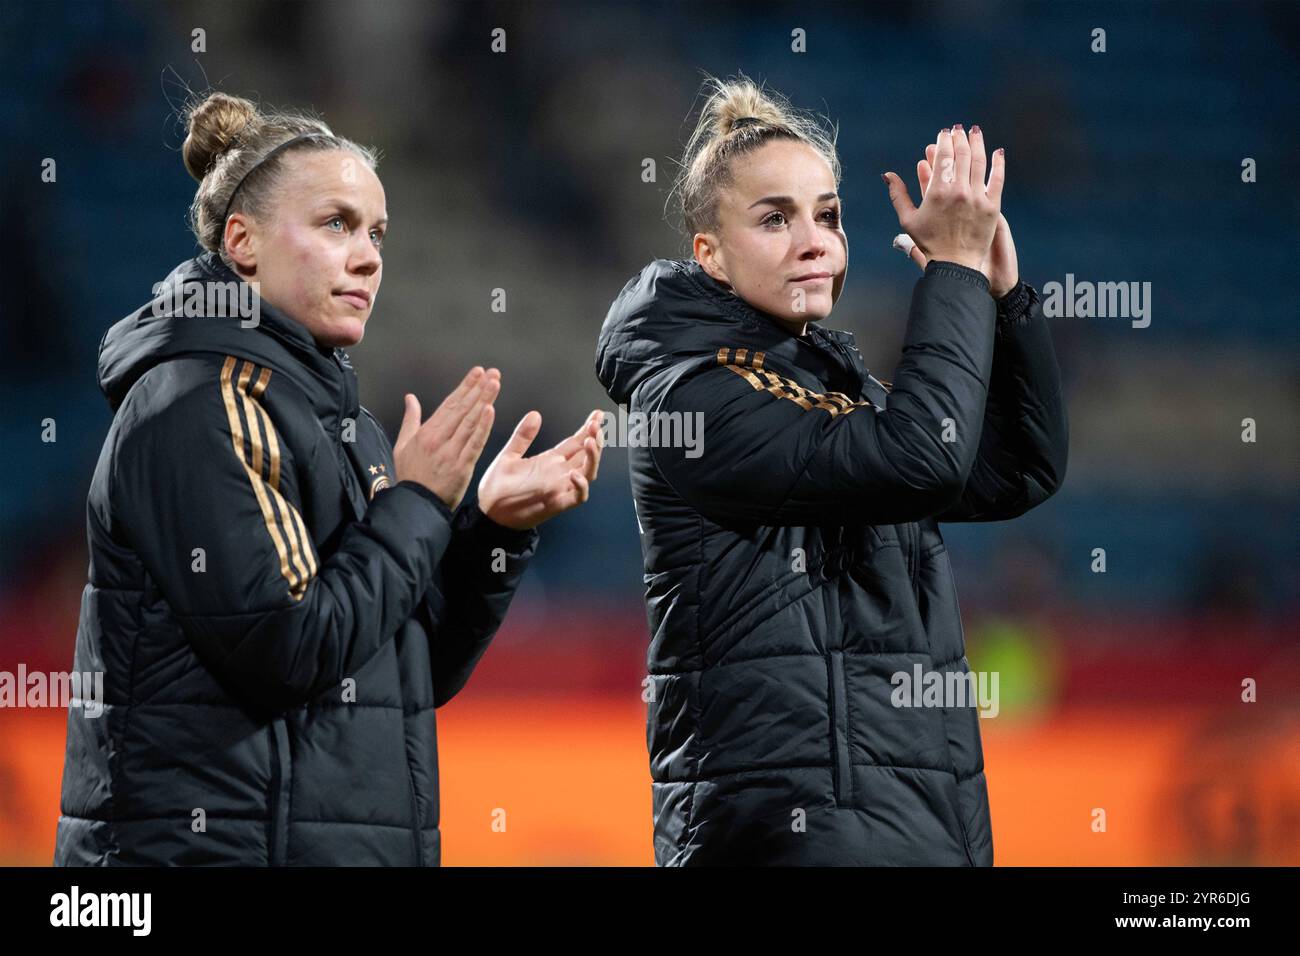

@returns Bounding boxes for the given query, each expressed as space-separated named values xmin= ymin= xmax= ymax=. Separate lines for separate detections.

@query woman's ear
xmin=693 ymin=233 xmax=731 ymax=288
xmin=223 ymin=213 xmax=258 ymax=275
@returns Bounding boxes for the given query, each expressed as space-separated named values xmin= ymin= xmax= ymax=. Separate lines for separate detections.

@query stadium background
xmin=1 ymin=0 xmax=1298 ymax=865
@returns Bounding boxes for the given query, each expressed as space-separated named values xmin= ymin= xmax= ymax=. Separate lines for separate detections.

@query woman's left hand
xmin=902 ymin=138 xmax=1019 ymax=298
xmin=476 ymin=409 xmax=605 ymax=530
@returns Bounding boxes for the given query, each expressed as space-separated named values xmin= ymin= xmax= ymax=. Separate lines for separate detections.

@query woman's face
xmin=694 ymin=139 xmax=847 ymax=333
xmin=226 ymin=148 xmax=387 ymax=349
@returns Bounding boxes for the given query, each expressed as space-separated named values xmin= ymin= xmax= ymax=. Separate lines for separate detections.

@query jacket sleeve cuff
xmin=396 ymin=479 xmax=455 ymax=524
xmin=995 ymin=279 xmax=1037 ymax=334
xmin=924 ymin=259 xmax=990 ymax=292
xmin=454 ymin=499 xmax=540 ymax=554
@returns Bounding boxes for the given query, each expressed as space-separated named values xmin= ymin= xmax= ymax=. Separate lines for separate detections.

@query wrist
xmin=994 ymin=278 xmax=1033 ymax=329
xmin=396 ymin=480 xmax=455 ymax=523
xmin=931 ymin=252 xmax=984 ymax=272
xmin=923 ymin=258 xmax=990 ymax=292
xmin=481 ymin=504 xmax=533 ymax=532
xmin=991 ymin=274 xmax=1021 ymax=301
xmin=458 ymin=498 xmax=541 ymax=545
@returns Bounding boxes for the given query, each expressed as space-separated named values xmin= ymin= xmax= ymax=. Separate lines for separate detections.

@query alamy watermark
xmin=50 ymin=886 xmax=151 ymax=936
xmin=1042 ymin=274 xmax=1151 ymax=328
xmin=0 ymin=665 xmax=104 ymax=718
xmin=151 ymin=278 xmax=261 ymax=328
xmin=890 ymin=663 xmax=1000 ymax=718
xmin=599 ymin=404 xmax=703 ymax=459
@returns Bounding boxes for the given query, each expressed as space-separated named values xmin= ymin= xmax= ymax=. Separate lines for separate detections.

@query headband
xmin=220 ymin=131 xmax=324 ymax=224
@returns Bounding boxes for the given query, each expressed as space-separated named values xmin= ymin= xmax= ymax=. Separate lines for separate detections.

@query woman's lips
xmin=337 ymin=292 xmax=370 ymax=310
xmin=790 ymin=274 xmax=832 ymax=284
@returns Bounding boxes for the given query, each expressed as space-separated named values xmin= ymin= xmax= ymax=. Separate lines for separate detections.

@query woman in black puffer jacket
xmin=595 ymin=75 xmax=1066 ymax=865
xmin=55 ymin=91 xmax=604 ymax=866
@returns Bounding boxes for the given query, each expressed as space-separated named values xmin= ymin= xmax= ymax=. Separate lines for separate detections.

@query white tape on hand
xmin=891 ymin=233 xmax=916 ymax=256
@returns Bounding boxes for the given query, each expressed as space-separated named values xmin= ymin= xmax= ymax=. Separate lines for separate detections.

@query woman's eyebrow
xmin=747 ymin=191 xmax=839 ymax=209
xmin=318 ymin=198 xmax=388 ymax=226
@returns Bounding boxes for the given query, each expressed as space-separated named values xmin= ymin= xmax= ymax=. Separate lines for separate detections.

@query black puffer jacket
xmin=596 ymin=257 xmax=1066 ymax=865
xmin=55 ymin=250 xmax=537 ymax=866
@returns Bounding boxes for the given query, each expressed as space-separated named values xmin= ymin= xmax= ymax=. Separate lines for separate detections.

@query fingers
xmin=551 ymin=410 xmax=604 ymax=461
xmin=568 ymin=470 xmax=590 ymax=504
xmin=502 ymin=410 xmax=542 ymax=458
xmin=447 ymin=372 xmax=500 ymax=451
xmin=986 ymin=147 xmax=1006 ymax=206
xmin=891 ymin=232 xmax=926 ymax=272
xmin=396 ymin=393 xmax=421 ymax=447
xmin=563 ymin=434 xmax=601 ymax=479
xmin=907 ymin=243 xmax=927 ymax=271
xmin=968 ymin=125 xmax=987 ymax=193
xmin=461 ymin=402 xmax=495 ymax=465
xmin=952 ymin=124 xmax=971 ymax=188
xmin=433 ymin=366 xmax=484 ymax=420
xmin=933 ymin=127 xmax=954 ymax=188
xmin=915 ymin=158 xmax=931 ymax=199
xmin=570 ymin=410 xmax=604 ymax=479
xmin=585 ymin=430 xmax=602 ymax=481
xmin=881 ymin=171 xmax=917 ymax=225
xmin=933 ymin=125 xmax=1000 ymax=201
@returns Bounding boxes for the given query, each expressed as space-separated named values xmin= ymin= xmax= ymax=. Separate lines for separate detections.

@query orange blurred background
xmin=4 ymin=600 xmax=1297 ymax=866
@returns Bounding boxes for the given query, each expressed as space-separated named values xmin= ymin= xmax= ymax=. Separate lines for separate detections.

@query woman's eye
xmin=821 ymin=208 xmax=841 ymax=225
xmin=370 ymin=230 xmax=384 ymax=248
xmin=762 ymin=211 xmax=786 ymax=227
xmin=327 ymin=216 xmax=345 ymax=231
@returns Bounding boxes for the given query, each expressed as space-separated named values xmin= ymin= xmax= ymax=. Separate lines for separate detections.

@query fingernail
xmin=953 ymin=123 xmax=963 ymax=132
xmin=880 ymin=173 xmax=889 ymax=184
xmin=996 ymin=147 xmax=1005 ymax=157
xmin=971 ymin=125 xmax=981 ymax=134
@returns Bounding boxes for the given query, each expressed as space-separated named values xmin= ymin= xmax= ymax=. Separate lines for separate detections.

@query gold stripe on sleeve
xmin=716 ymin=348 xmax=872 ymax=418
xmin=236 ymin=363 xmax=317 ymax=593
xmin=220 ymin=356 xmax=302 ymax=599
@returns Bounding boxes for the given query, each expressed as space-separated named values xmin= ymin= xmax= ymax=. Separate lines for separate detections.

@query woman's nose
xmin=351 ymin=239 xmax=381 ymax=273
xmin=795 ymin=216 xmax=827 ymax=256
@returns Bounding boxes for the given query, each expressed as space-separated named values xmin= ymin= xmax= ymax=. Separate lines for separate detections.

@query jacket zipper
xmin=267 ymin=718 xmax=291 ymax=865
xmin=333 ymin=350 xmax=366 ymax=517
xmin=827 ymin=650 xmax=851 ymax=808
xmin=333 ymin=350 xmax=352 ymax=444
xmin=910 ymin=523 xmax=921 ymax=603
xmin=406 ymin=768 xmax=424 ymax=866
xmin=904 ymin=523 xmax=977 ymax=865
xmin=822 ymin=333 xmax=868 ymax=398
xmin=345 ymin=341 xmax=422 ymax=865
xmin=267 ymin=727 xmax=280 ymax=866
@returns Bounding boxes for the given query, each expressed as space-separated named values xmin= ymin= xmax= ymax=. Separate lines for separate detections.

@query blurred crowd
xmin=2 ymin=0 xmax=1297 ymax=672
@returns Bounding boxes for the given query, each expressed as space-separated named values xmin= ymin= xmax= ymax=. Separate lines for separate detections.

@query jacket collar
xmin=98 ymin=250 xmax=360 ymax=426
xmin=675 ymin=258 xmax=871 ymax=397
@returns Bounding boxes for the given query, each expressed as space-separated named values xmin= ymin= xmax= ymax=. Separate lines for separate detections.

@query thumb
xmin=892 ymin=233 xmax=927 ymax=272
xmin=881 ymin=171 xmax=917 ymax=225
xmin=503 ymin=410 xmax=542 ymax=458
xmin=396 ymin=393 xmax=421 ymax=446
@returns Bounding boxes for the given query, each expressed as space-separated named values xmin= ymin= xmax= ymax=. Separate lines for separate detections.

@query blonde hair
xmin=181 ymin=91 xmax=380 ymax=266
xmin=672 ymin=73 xmax=841 ymax=239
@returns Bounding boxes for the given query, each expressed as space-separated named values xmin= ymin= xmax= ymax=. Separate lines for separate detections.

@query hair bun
xmin=182 ymin=93 xmax=260 ymax=182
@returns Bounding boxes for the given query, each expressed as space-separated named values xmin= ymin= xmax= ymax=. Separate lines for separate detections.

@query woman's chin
xmin=777 ymin=304 xmax=833 ymax=324
xmin=316 ymin=315 xmax=367 ymax=349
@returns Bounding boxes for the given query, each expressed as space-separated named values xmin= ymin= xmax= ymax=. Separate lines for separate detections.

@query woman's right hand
xmin=882 ymin=125 xmax=1003 ymax=274
xmin=394 ymin=366 xmax=500 ymax=510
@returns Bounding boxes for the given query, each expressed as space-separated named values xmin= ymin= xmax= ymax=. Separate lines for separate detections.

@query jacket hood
xmin=98 ymin=250 xmax=356 ymax=420
xmin=595 ymin=257 xmax=871 ymax=407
